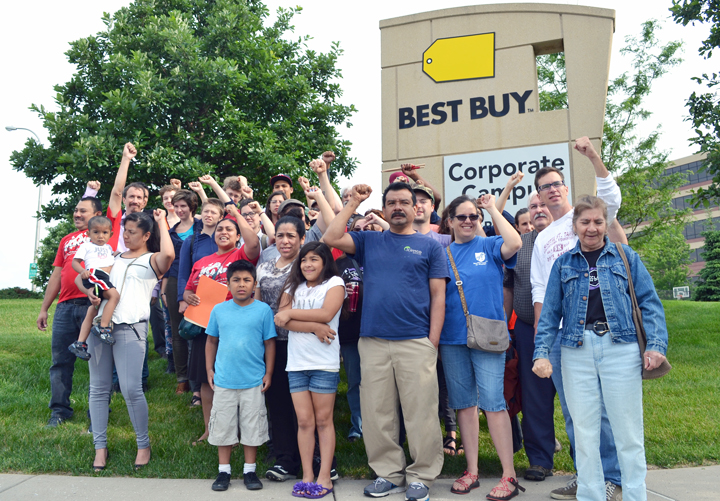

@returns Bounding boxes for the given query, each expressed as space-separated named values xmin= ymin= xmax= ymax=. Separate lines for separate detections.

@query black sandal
xmin=190 ymin=395 xmax=202 ymax=407
xmin=92 ymin=449 xmax=109 ymax=472
xmin=443 ymin=436 xmax=457 ymax=456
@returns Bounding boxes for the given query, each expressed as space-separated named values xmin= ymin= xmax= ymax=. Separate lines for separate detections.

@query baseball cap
xmin=412 ymin=183 xmax=435 ymax=205
xmin=270 ymin=174 xmax=292 ymax=187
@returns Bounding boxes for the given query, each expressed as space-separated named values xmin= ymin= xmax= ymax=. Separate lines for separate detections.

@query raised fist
xmin=241 ymin=186 xmax=253 ymax=199
xmin=298 ymin=176 xmax=311 ymax=192
xmin=574 ymin=136 xmax=599 ymax=160
xmin=247 ymin=201 xmax=262 ymax=214
xmin=506 ymin=172 xmax=524 ymax=188
xmin=169 ymin=179 xmax=182 ymax=190
xmin=87 ymin=180 xmax=101 ymax=191
xmin=351 ymin=184 xmax=372 ymax=204
xmin=153 ymin=208 xmax=167 ymax=222
xmin=198 ymin=174 xmax=214 ymax=185
xmin=477 ymin=194 xmax=495 ymax=210
xmin=238 ymin=175 xmax=249 ymax=187
xmin=321 ymin=151 xmax=336 ymax=165
xmin=309 ymin=159 xmax=327 ymax=175
xmin=305 ymin=186 xmax=323 ymax=200
xmin=188 ymin=181 xmax=203 ymax=193
xmin=123 ymin=143 xmax=137 ymax=160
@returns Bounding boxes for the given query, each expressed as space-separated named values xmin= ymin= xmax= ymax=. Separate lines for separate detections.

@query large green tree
xmin=11 ymin=0 xmax=357 ymax=223
xmin=671 ymin=0 xmax=720 ymax=208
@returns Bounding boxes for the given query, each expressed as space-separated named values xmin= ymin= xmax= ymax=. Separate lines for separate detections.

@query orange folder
xmin=183 ymin=275 xmax=229 ymax=328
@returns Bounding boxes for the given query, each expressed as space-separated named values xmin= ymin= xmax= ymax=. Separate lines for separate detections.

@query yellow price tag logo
xmin=423 ymin=33 xmax=495 ymax=83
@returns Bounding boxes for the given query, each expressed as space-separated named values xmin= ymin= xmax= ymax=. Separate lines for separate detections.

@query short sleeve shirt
xmin=53 ymin=230 xmax=91 ymax=303
xmin=441 ymin=236 xmax=516 ymax=345
xmin=206 ymin=300 xmax=277 ymax=389
xmin=349 ymin=230 xmax=449 ymax=340
xmin=185 ymin=246 xmax=257 ymax=301
xmin=74 ymin=241 xmax=115 ymax=270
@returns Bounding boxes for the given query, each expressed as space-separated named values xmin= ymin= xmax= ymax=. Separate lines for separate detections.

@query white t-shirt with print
xmin=286 ymin=275 xmax=346 ymax=372
xmin=74 ymin=241 xmax=115 ymax=270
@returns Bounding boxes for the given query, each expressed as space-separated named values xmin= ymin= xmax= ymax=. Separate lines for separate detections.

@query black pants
xmin=264 ymin=340 xmax=300 ymax=474
xmin=515 ymin=318 xmax=557 ymax=469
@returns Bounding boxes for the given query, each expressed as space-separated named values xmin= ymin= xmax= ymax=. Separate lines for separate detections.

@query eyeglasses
xmin=453 ymin=214 xmax=480 ymax=222
xmin=240 ymin=212 xmax=256 ymax=220
xmin=538 ymin=180 xmax=565 ymax=192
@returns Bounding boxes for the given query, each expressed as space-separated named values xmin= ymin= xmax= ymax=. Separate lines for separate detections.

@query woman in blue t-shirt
xmin=439 ymin=195 xmax=522 ymax=500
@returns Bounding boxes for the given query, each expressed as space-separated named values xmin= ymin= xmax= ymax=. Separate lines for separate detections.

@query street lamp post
xmin=6 ymin=126 xmax=44 ymax=292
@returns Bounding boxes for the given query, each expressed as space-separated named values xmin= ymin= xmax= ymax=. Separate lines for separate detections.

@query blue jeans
xmin=49 ymin=300 xmax=90 ymax=418
xmin=549 ymin=330 xmax=621 ymax=485
xmin=562 ymin=331 xmax=646 ymax=501
xmin=341 ymin=343 xmax=362 ymax=439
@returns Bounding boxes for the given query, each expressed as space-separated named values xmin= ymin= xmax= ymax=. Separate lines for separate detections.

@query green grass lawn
xmin=0 ymin=299 xmax=717 ymax=478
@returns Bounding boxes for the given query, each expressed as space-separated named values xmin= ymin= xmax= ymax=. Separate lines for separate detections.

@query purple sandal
xmin=292 ymin=482 xmax=308 ymax=498
xmin=305 ymin=483 xmax=333 ymax=499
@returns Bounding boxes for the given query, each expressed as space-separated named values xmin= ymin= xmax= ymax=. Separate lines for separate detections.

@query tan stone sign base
xmin=381 ymin=3 xmax=615 ymax=207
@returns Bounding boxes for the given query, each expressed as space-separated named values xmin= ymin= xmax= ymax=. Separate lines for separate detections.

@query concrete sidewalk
xmin=1 ymin=466 xmax=717 ymax=501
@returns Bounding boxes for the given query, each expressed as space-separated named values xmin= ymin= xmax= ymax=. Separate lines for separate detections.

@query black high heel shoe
xmin=134 ymin=447 xmax=152 ymax=471
xmin=92 ymin=449 xmax=109 ymax=472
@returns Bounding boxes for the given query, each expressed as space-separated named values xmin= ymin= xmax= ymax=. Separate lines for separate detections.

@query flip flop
xmin=305 ymin=483 xmax=334 ymax=499
xmin=292 ymin=482 xmax=308 ymax=497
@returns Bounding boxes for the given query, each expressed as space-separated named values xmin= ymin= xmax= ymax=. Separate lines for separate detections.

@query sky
xmin=0 ymin=0 xmax=712 ymax=289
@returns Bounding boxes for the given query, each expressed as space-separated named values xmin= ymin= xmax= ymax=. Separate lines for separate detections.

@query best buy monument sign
xmin=380 ymin=4 xmax=615 ymax=212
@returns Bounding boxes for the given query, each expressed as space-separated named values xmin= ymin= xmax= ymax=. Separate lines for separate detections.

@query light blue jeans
xmin=549 ymin=330 xmax=622 ymax=485
xmin=561 ymin=331 xmax=646 ymax=501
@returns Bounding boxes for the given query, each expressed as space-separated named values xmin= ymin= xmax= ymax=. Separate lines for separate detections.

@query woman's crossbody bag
xmin=615 ymin=243 xmax=672 ymax=380
xmin=447 ymin=247 xmax=509 ymax=353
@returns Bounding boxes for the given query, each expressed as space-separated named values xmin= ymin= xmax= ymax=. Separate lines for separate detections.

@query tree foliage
xmin=694 ymin=230 xmax=720 ymax=300
xmin=641 ymin=224 xmax=692 ymax=291
xmin=10 ymin=0 xmax=357 ymax=223
xmin=671 ymin=0 xmax=720 ymax=208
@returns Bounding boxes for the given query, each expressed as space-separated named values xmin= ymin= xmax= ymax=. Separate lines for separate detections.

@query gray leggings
xmin=88 ymin=322 xmax=149 ymax=450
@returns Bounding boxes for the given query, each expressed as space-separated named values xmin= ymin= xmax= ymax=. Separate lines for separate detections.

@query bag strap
xmin=350 ymin=258 xmax=363 ymax=281
xmin=117 ymin=252 xmax=150 ymax=295
xmin=446 ymin=246 xmax=470 ymax=317
xmin=615 ymin=243 xmax=648 ymax=350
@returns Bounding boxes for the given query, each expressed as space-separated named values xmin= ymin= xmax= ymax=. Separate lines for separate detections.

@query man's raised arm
xmin=322 ymin=184 xmax=372 ymax=254
xmin=574 ymin=136 xmax=622 ymax=222
xmin=108 ymin=143 xmax=137 ymax=217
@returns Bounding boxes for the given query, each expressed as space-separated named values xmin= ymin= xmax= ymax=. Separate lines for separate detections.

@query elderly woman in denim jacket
xmin=532 ymin=195 xmax=668 ymax=501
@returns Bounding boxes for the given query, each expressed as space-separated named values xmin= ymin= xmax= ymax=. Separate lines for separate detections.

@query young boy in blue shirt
xmin=206 ymin=260 xmax=277 ymax=492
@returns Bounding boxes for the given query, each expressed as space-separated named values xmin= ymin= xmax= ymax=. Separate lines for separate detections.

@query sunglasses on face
xmin=538 ymin=180 xmax=565 ymax=192
xmin=453 ymin=214 xmax=480 ymax=222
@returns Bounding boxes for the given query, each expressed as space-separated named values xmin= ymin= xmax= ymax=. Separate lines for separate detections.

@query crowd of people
xmin=38 ymin=137 xmax=669 ymax=501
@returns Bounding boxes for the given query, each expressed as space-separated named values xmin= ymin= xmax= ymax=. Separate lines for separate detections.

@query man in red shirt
xmin=38 ymin=195 xmax=103 ymax=427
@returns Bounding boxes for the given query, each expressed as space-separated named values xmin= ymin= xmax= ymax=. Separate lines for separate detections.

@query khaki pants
xmin=359 ymin=336 xmax=443 ymax=487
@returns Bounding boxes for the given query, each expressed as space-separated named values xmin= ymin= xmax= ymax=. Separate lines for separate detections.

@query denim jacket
xmin=533 ymin=238 xmax=668 ymax=359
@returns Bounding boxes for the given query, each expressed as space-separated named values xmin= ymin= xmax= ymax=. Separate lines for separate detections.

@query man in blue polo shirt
xmin=324 ymin=183 xmax=448 ymax=501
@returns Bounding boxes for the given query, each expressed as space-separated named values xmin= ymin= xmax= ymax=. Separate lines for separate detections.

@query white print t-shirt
xmin=286 ymin=275 xmax=346 ymax=372
xmin=74 ymin=241 xmax=115 ymax=271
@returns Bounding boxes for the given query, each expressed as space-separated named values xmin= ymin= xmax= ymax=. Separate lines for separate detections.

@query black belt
xmin=589 ymin=320 xmax=610 ymax=336
xmin=63 ymin=298 xmax=91 ymax=306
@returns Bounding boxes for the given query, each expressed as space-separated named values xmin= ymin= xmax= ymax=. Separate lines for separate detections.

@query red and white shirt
xmin=186 ymin=246 xmax=258 ymax=301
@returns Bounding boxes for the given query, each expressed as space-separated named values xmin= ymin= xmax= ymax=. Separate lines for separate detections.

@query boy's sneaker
xmin=551 ymin=474 xmax=577 ymax=499
xmin=312 ymin=456 xmax=339 ymax=481
xmin=265 ymin=465 xmax=295 ymax=482
xmin=405 ymin=482 xmax=429 ymax=501
xmin=92 ymin=324 xmax=116 ymax=345
xmin=605 ymin=482 xmax=622 ymax=501
xmin=68 ymin=341 xmax=91 ymax=360
xmin=212 ymin=472 xmax=231 ymax=491
xmin=364 ymin=477 xmax=406 ymax=497
xmin=244 ymin=471 xmax=263 ymax=490
xmin=330 ymin=467 xmax=339 ymax=481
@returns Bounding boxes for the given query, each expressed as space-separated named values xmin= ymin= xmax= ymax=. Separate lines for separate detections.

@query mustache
xmin=534 ymin=213 xmax=548 ymax=220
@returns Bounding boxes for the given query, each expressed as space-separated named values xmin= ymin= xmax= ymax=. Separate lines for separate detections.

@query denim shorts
xmin=288 ymin=370 xmax=340 ymax=394
xmin=439 ymin=344 xmax=507 ymax=412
